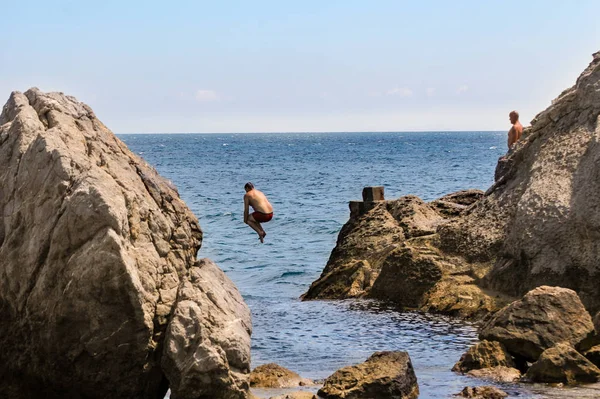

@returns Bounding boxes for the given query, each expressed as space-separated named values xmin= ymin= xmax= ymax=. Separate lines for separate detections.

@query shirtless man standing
xmin=508 ymin=110 xmax=524 ymax=149
xmin=243 ymin=182 xmax=274 ymax=243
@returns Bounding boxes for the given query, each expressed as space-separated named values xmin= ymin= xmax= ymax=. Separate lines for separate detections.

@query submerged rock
xmin=479 ymin=286 xmax=594 ymax=362
xmin=250 ymin=363 xmax=313 ymax=388
xmin=452 ymin=340 xmax=515 ymax=373
xmin=465 ymin=366 xmax=521 ymax=383
xmin=318 ymin=351 xmax=419 ymax=399
xmin=268 ymin=393 xmax=318 ymax=399
xmin=0 ymin=89 xmax=251 ymax=398
xmin=524 ymin=343 xmax=600 ymax=384
xmin=455 ymin=386 xmax=508 ymax=399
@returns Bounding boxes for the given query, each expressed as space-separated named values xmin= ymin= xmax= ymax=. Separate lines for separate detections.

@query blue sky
xmin=1 ymin=1 xmax=599 ymax=133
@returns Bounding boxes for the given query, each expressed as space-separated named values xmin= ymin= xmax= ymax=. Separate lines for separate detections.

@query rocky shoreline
xmin=2 ymin=51 xmax=600 ymax=398
xmin=304 ymin=51 xmax=600 ymax=320
xmin=298 ymin=51 xmax=600 ymax=396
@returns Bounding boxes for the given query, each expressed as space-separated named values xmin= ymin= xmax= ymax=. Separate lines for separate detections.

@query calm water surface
xmin=120 ymin=132 xmax=598 ymax=398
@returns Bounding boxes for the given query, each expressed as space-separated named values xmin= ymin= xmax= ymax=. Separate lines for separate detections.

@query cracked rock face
xmin=440 ymin=51 xmax=600 ymax=312
xmin=0 ymin=88 xmax=251 ymax=398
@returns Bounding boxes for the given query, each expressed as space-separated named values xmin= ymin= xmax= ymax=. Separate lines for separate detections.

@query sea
xmin=120 ymin=132 xmax=600 ymax=399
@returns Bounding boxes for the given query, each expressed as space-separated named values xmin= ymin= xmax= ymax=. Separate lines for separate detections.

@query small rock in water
xmin=466 ymin=366 xmax=521 ymax=383
xmin=250 ymin=363 xmax=314 ymax=388
xmin=318 ymin=351 xmax=419 ymax=399
xmin=455 ymin=386 xmax=508 ymax=398
xmin=452 ymin=340 xmax=516 ymax=372
xmin=268 ymin=393 xmax=318 ymax=399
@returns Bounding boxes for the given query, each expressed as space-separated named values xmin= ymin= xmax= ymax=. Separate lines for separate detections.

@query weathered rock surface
xmin=430 ymin=189 xmax=484 ymax=218
xmin=440 ymin=51 xmax=600 ymax=312
xmin=302 ymin=192 xmax=506 ymax=318
xmin=302 ymin=202 xmax=404 ymax=299
xmin=479 ymin=286 xmax=594 ymax=361
xmin=466 ymin=366 xmax=521 ymax=383
xmin=318 ymin=351 xmax=419 ymax=399
xmin=524 ymin=343 xmax=600 ymax=384
xmin=250 ymin=363 xmax=313 ymax=388
xmin=162 ymin=259 xmax=252 ymax=399
xmin=584 ymin=345 xmax=600 ymax=368
xmin=306 ymin=52 xmax=600 ymax=320
xmin=452 ymin=340 xmax=515 ymax=372
xmin=455 ymin=386 xmax=508 ymax=399
xmin=0 ymin=89 xmax=251 ymax=398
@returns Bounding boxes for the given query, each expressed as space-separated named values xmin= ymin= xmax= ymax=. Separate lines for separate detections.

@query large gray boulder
xmin=439 ymin=51 xmax=600 ymax=312
xmin=479 ymin=286 xmax=594 ymax=361
xmin=318 ymin=351 xmax=419 ymax=399
xmin=0 ymin=89 xmax=251 ymax=398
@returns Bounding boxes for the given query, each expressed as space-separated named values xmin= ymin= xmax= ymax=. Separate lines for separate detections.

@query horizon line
xmin=116 ymin=129 xmax=506 ymax=135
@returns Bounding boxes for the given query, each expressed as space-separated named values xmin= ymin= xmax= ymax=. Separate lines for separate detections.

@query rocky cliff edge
xmin=304 ymin=51 xmax=600 ymax=318
xmin=0 ymin=88 xmax=251 ymax=398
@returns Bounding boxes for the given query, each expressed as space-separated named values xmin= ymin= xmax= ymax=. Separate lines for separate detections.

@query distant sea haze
xmin=121 ymin=132 xmax=544 ymax=398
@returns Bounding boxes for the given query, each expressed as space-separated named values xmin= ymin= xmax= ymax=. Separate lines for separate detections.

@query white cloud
xmin=426 ymin=87 xmax=436 ymax=96
xmin=457 ymin=85 xmax=469 ymax=94
xmin=387 ymin=87 xmax=413 ymax=97
xmin=195 ymin=89 xmax=219 ymax=102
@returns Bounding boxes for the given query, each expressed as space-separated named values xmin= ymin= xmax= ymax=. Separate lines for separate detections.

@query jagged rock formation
xmin=452 ymin=340 xmax=516 ymax=373
xmin=304 ymin=51 xmax=600 ymax=318
xmin=0 ymin=89 xmax=251 ymax=398
xmin=479 ymin=286 xmax=594 ymax=362
xmin=454 ymin=286 xmax=599 ymax=385
xmin=318 ymin=351 xmax=419 ymax=399
xmin=524 ymin=343 xmax=600 ymax=384
xmin=302 ymin=191 xmax=507 ymax=318
xmin=440 ymin=51 xmax=600 ymax=312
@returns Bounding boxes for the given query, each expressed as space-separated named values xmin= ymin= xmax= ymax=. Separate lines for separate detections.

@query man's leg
xmin=246 ymin=214 xmax=266 ymax=242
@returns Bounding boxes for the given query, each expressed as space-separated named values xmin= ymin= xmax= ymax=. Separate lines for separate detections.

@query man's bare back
xmin=243 ymin=182 xmax=273 ymax=243
xmin=508 ymin=110 xmax=523 ymax=148
xmin=245 ymin=189 xmax=273 ymax=214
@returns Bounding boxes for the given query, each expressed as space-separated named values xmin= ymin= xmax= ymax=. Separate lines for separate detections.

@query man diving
xmin=243 ymin=182 xmax=274 ymax=243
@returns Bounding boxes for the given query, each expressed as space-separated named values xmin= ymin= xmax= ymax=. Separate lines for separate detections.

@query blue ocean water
xmin=120 ymin=132 xmax=598 ymax=399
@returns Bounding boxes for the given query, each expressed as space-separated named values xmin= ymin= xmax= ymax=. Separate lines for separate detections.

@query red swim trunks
xmin=252 ymin=211 xmax=273 ymax=223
